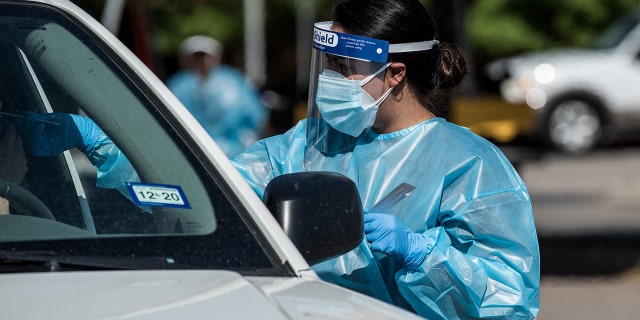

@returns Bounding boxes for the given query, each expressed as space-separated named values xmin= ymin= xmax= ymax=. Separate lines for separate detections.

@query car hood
xmin=0 ymin=270 xmax=421 ymax=319
xmin=486 ymin=48 xmax=612 ymax=79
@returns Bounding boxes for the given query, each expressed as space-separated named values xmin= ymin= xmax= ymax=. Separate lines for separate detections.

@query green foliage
xmin=467 ymin=0 xmax=639 ymax=63
xmin=148 ymin=0 xmax=338 ymax=57
xmin=146 ymin=0 xmax=244 ymax=56
xmin=73 ymin=0 xmax=639 ymax=78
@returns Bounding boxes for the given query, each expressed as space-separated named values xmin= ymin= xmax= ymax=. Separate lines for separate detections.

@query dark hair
xmin=332 ymin=0 xmax=468 ymax=118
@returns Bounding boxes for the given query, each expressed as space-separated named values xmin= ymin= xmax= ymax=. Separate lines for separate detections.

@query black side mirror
xmin=263 ymin=171 xmax=363 ymax=265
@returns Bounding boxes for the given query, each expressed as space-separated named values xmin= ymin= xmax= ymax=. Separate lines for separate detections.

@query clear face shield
xmin=306 ymin=22 xmax=392 ymax=154
xmin=306 ymin=22 xmax=439 ymax=154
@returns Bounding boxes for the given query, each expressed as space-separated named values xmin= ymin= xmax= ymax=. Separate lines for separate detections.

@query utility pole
xmin=295 ymin=0 xmax=315 ymax=99
xmin=243 ymin=0 xmax=267 ymax=89
xmin=100 ymin=0 xmax=125 ymax=35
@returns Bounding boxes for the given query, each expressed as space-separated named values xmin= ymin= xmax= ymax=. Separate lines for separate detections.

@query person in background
xmin=14 ymin=0 xmax=540 ymax=318
xmin=167 ymin=35 xmax=267 ymax=158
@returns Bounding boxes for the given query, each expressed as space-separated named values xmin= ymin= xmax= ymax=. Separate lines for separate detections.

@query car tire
xmin=544 ymin=98 xmax=602 ymax=154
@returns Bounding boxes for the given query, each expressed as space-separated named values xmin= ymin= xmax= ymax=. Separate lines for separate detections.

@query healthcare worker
xmin=233 ymin=1 xmax=540 ymax=319
xmin=15 ymin=0 xmax=540 ymax=318
xmin=167 ymin=35 xmax=267 ymax=158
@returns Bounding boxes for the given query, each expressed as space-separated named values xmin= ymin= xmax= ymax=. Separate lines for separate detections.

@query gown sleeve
xmin=396 ymin=148 xmax=540 ymax=320
xmin=231 ymin=120 xmax=308 ymax=198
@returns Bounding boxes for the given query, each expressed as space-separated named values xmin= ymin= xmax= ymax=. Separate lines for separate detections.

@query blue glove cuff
xmin=70 ymin=114 xmax=102 ymax=153
xmin=404 ymin=232 xmax=432 ymax=270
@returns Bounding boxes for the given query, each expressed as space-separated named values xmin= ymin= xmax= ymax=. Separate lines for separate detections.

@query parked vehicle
xmin=486 ymin=7 xmax=640 ymax=154
xmin=0 ymin=1 xmax=423 ymax=319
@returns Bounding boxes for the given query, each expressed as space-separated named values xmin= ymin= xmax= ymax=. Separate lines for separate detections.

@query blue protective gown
xmin=167 ymin=65 xmax=267 ymax=158
xmin=231 ymin=117 xmax=540 ymax=319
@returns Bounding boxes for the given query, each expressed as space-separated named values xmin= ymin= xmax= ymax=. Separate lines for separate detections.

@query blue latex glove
xmin=16 ymin=111 xmax=101 ymax=157
xmin=364 ymin=212 xmax=430 ymax=270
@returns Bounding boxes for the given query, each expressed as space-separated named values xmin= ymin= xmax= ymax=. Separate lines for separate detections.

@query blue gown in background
xmin=167 ymin=65 xmax=267 ymax=158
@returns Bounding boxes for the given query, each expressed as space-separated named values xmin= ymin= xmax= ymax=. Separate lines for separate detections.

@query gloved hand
xmin=364 ymin=212 xmax=430 ymax=270
xmin=16 ymin=111 xmax=102 ymax=157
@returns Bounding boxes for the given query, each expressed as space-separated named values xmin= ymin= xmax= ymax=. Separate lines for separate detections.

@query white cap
xmin=179 ymin=35 xmax=222 ymax=56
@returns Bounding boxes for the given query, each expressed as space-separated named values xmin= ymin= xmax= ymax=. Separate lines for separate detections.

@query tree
xmin=466 ymin=0 xmax=639 ymax=64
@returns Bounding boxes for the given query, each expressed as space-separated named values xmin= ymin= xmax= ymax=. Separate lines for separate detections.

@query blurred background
xmin=72 ymin=0 xmax=640 ymax=318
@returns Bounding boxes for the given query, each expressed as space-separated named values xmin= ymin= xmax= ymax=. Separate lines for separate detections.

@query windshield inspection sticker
xmin=126 ymin=182 xmax=191 ymax=209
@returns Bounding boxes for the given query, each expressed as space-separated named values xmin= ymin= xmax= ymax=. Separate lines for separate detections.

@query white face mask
xmin=315 ymin=63 xmax=393 ymax=137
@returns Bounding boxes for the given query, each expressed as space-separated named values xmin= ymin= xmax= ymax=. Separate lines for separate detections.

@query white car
xmin=0 ymin=1 xmax=423 ymax=319
xmin=486 ymin=7 xmax=640 ymax=154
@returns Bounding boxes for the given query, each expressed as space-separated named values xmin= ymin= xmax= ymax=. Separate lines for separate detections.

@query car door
xmin=0 ymin=0 xmax=286 ymax=273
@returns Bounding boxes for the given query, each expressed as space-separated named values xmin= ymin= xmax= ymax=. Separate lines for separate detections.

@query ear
xmin=386 ymin=62 xmax=406 ymax=87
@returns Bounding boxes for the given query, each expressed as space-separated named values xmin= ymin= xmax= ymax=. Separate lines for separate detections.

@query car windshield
xmin=591 ymin=11 xmax=640 ymax=50
xmin=0 ymin=2 xmax=284 ymax=275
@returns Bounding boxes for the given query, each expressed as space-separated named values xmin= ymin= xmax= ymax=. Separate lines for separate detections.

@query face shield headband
xmin=312 ymin=21 xmax=438 ymax=62
xmin=306 ymin=21 xmax=438 ymax=154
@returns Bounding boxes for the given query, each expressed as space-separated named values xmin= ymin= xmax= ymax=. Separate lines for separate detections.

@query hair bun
xmin=438 ymin=42 xmax=469 ymax=92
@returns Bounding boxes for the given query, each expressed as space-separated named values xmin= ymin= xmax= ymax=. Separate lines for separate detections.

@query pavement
xmin=517 ymin=148 xmax=640 ymax=319
xmin=539 ymin=270 xmax=640 ymax=319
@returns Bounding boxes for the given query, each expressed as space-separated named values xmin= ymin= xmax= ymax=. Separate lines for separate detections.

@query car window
xmin=592 ymin=12 xmax=640 ymax=50
xmin=0 ymin=2 xmax=284 ymax=274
